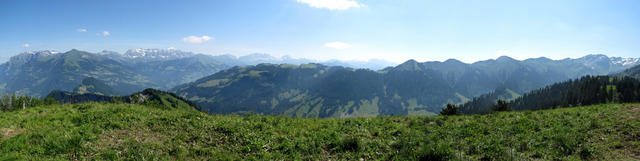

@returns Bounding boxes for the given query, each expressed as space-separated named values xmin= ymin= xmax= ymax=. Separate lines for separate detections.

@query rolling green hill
xmin=46 ymin=88 xmax=200 ymax=111
xmin=0 ymin=103 xmax=638 ymax=160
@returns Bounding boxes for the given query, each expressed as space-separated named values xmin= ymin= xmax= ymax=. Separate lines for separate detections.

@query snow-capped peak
xmin=7 ymin=50 xmax=59 ymax=66
xmin=123 ymin=48 xmax=194 ymax=59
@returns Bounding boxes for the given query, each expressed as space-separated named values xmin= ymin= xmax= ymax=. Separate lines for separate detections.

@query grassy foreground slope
xmin=1 ymin=103 xmax=639 ymax=160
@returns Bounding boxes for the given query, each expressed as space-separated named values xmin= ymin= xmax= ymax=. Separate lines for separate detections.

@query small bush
xmin=440 ymin=104 xmax=461 ymax=116
xmin=493 ymin=100 xmax=512 ymax=112
xmin=415 ymin=143 xmax=453 ymax=161
xmin=334 ymin=137 xmax=361 ymax=152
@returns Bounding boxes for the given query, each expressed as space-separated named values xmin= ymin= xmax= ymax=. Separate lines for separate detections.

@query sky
xmin=1 ymin=0 xmax=640 ymax=63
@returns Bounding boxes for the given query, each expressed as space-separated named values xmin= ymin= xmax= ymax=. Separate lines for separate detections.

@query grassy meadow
xmin=0 ymin=103 xmax=639 ymax=160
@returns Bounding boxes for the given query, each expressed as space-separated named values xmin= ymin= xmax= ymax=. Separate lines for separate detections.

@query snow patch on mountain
xmin=7 ymin=50 xmax=59 ymax=66
xmin=124 ymin=48 xmax=194 ymax=59
xmin=610 ymin=57 xmax=640 ymax=67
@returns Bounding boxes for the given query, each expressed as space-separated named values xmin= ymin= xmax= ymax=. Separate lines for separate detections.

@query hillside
xmin=615 ymin=64 xmax=640 ymax=79
xmin=132 ymin=54 xmax=230 ymax=89
xmin=173 ymin=64 xmax=406 ymax=117
xmin=46 ymin=88 xmax=200 ymax=111
xmin=0 ymin=103 xmax=638 ymax=160
xmin=460 ymin=75 xmax=640 ymax=114
xmin=0 ymin=50 xmax=150 ymax=97
xmin=73 ymin=77 xmax=123 ymax=96
xmin=172 ymin=55 xmax=640 ymax=117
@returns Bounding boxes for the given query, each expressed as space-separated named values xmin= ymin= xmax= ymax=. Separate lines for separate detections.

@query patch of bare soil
xmin=620 ymin=105 xmax=640 ymax=160
xmin=0 ymin=128 xmax=23 ymax=141
xmin=623 ymin=105 xmax=640 ymax=120
xmin=83 ymin=126 xmax=168 ymax=158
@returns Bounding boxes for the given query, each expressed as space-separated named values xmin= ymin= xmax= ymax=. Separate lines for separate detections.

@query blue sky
xmin=1 ymin=0 xmax=639 ymax=63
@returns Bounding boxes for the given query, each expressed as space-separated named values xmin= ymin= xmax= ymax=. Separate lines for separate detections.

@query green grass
xmin=0 ymin=103 xmax=639 ymax=160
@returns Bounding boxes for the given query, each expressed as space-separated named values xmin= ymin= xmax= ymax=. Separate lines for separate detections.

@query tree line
xmin=452 ymin=75 xmax=640 ymax=115
xmin=511 ymin=75 xmax=640 ymax=111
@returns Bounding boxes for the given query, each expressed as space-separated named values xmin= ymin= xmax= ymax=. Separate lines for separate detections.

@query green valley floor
xmin=1 ymin=103 xmax=639 ymax=160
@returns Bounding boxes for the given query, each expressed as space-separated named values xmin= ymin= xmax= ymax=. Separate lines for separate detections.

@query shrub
xmin=333 ymin=137 xmax=361 ymax=152
xmin=440 ymin=104 xmax=461 ymax=116
xmin=493 ymin=99 xmax=512 ymax=112
xmin=415 ymin=143 xmax=453 ymax=161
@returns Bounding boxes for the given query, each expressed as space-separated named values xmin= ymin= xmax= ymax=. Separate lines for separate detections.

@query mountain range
xmin=171 ymin=55 xmax=640 ymax=117
xmin=0 ymin=49 xmax=398 ymax=97
xmin=0 ymin=49 xmax=230 ymax=97
xmin=1 ymin=48 xmax=639 ymax=117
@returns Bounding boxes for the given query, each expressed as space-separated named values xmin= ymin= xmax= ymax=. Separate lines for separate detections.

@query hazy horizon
xmin=2 ymin=0 xmax=640 ymax=63
xmin=1 ymin=47 xmax=635 ymax=65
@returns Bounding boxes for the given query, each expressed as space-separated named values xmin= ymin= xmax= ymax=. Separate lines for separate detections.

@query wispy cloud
xmin=77 ymin=28 xmax=87 ymax=32
xmin=23 ymin=43 xmax=30 ymax=47
xmin=296 ymin=0 xmax=361 ymax=10
xmin=102 ymin=31 xmax=110 ymax=36
xmin=324 ymin=41 xmax=352 ymax=49
xmin=183 ymin=35 xmax=212 ymax=44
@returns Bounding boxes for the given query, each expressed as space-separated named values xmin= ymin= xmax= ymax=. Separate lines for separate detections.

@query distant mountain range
xmin=230 ymin=53 xmax=398 ymax=70
xmin=0 ymin=49 xmax=230 ymax=97
xmin=1 ymin=48 xmax=638 ymax=118
xmin=171 ymin=55 xmax=640 ymax=117
xmin=98 ymin=48 xmax=398 ymax=70
xmin=0 ymin=49 xmax=397 ymax=97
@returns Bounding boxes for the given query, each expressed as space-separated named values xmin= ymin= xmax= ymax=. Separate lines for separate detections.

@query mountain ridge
xmin=171 ymin=54 xmax=640 ymax=117
xmin=47 ymin=88 xmax=201 ymax=111
xmin=2 ymin=48 xmax=639 ymax=118
xmin=0 ymin=49 xmax=229 ymax=97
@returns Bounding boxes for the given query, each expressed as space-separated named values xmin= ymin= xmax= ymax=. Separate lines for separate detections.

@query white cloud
xmin=324 ymin=41 xmax=352 ymax=49
xmin=102 ymin=31 xmax=110 ymax=36
xmin=77 ymin=28 xmax=87 ymax=32
xmin=182 ymin=35 xmax=212 ymax=44
xmin=297 ymin=0 xmax=361 ymax=10
xmin=23 ymin=43 xmax=30 ymax=47
xmin=167 ymin=47 xmax=177 ymax=50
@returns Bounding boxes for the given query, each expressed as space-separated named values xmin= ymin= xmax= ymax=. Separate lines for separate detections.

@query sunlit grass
xmin=0 ymin=103 xmax=638 ymax=160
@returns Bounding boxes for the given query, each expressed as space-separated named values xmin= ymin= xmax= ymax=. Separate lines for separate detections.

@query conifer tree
xmin=440 ymin=103 xmax=461 ymax=116
xmin=493 ymin=99 xmax=511 ymax=112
